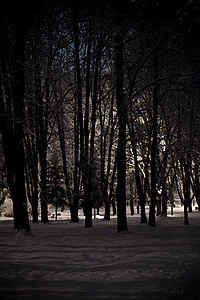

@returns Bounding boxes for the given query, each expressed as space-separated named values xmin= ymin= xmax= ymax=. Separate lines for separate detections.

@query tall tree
xmin=72 ymin=4 xmax=93 ymax=227
xmin=149 ymin=48 xmax=159 ymax=227
xmin=115 ymin=0 xmax=128 ymax=232
xmin=0 ymin=5 xmax=30 ymax=231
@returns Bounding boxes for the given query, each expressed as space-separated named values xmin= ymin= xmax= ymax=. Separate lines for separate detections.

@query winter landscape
xmin=1 ymin=1 xmax=200 ymax=299
xmin=0 ymin=203 xmax=200 ymax=300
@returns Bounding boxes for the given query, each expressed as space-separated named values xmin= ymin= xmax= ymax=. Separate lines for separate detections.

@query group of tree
xmin=0 ymin=0 xmax=199 ymax=232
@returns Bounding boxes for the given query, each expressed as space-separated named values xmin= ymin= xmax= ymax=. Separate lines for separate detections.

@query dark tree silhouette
xmin=0 ymin=5 xmax=30 ymax=231
xmin=115 ymin=0 xmax=128 ymax=233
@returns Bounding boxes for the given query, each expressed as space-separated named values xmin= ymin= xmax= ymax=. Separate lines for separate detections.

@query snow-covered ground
xmin=0 ymin=206 xmax=200 ymax=299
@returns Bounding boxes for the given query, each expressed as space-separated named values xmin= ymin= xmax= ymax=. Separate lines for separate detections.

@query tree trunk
xmin=104 ymin=96 xmax=116 ymax=221
xmin=39 ymin=152 xmax=48 ymax=223
xmin=194 ymin=162 xmax=200 ymax=210
xmin=24 ymin=131 xmax=39 ymax=223
xmin=160 ymin=151 xmax=168 ymax=217
xmin=57 ymin=116 xmax=73 ymax=220
xmin=182 ymin=156 xmax=190 ymax=223
xmin=0 ymin=22 xmax=30 ymax=231
xmin=149 ymin=50 xmax=159 ymax=227
xmin=35 ymin=64 xmax=48 ymax=224
xmin=109 ymin=159 xmax=117 ymax=216
xmin=130 ymin=196 xmax=134 ymax=216
xmin=31 ymin=142 xmax=39 ymax=223
xmin=73 ymin=7 xmax=92 ymax=227
xmin=99 ymin=101 xmax=109 ymax=220
xmin=128 ymin=123 xmax=147 ymax=223
xmin=83 ymin=180 xmax=93 ymax=228
xmin=184 ymin=201 xmax=189 ymax=225
xmin=72 ymin=93 xmax=79 ymax=222
xmin=161 ymin=191 xmax=168 ymax=217
xmin=115 ymin=3 xmax=128 ymax=232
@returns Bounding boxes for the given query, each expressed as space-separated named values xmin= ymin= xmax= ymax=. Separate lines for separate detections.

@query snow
xmin=0 ymin=207 xmax=200 ymax=299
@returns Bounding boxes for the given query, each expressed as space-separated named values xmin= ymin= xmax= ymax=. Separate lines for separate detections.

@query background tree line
xmin=0 ymin=0 xmax=199 ymax=232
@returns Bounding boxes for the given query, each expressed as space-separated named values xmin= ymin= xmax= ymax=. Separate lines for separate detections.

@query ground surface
xmin=0 ymin=206 xmax=200 ymax=299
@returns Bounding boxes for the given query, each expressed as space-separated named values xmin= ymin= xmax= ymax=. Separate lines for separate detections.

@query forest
xmin=0 ymin=0 xmax=200 ymax=232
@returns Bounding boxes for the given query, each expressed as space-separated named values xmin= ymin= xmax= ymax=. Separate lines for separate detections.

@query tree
xmin=115 ymin=0 xmax=128 ymax=233
xmin=72 ymin=4 xmax=93 ymax=227
xmin=0 ymin=5 xmax=30 ymax=231
xmin=1 ymin=0 xmax=200 ymax=231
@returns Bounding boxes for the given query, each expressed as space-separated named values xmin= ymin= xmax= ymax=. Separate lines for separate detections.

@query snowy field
xmin=0 ymin=206 xmax=200 ymax=299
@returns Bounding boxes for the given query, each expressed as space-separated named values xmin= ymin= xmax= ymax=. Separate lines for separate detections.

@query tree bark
xmin=115 ymin=2 xmax=128 ymax=232
xmin=73 ymin=7 xmax=92 ymax=227
xmin=57 ymin=116 xmax=73 ymax=220
xmin=0 ymin=19 xmax=30 ymax=231
xmin=161 ymin=151 xmax=168 ymax=217
xmin=149 ymin=50 xmax=159 ymax=227
xmin=128 ymin=123 xmax=147 ymax=223
xmin=35 ymin=64 xmax=48 ymax=223
xmin=180 ymin=156 xmax=190 ymax=225
xmin=24 ymin=133 xmax=39 ymax=223
xmin=194 ymin=162 xmax=200 ymax=210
